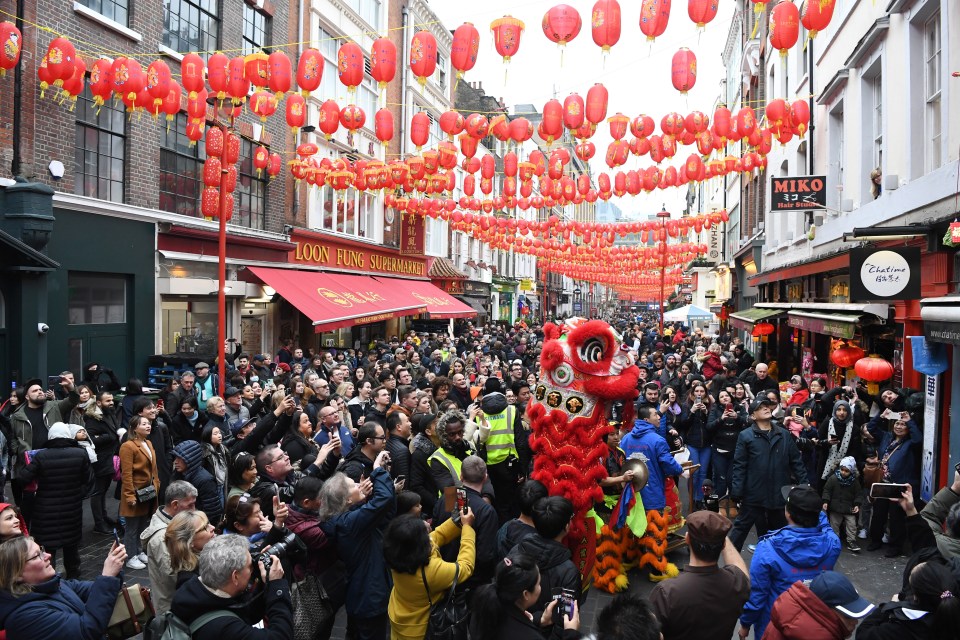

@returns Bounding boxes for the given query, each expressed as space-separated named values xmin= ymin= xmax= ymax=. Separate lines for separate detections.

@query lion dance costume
xmin=527 ymin=318 xmax=640 ymax=590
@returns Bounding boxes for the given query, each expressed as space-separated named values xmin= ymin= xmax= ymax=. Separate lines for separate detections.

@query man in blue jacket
xmin=729 ymin=397 xmax=808 ymax=551
xmin=737 ymin=485 xmax=841 ymax=639
xmin=620 ymin=405 xmax=684 ymax=581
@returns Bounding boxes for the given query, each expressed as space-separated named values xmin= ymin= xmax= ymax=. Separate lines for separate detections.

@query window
xmin=871 ymin=73 xmax=882 ymax=169
xmin=163 ymin=0 xmax=219 ymax=54
xmin=236 ymin=139 xmax=268 ymax=229
xmin=68 ymin=273 xmax=126 ymax=325
xmin=345 ymin=0 xmax=380 ymax=27
xmin=924 ymin=12 xmax=941 ymax=170
xmin=77 ymin=0 xmax=128 ymax=26
xmin=828 ymin=101 xmax=844 ymax=212
xmin=242 ymin=4 xmax=269 ymax=55
xmin=436 ymin=52 xmax=447 ymax=90
xmin=318 ymin=26 xmax=339 ymax=58
xmin=311 ymin=186 xmax=378 ymax=241
xmin=74 ymin=85 xmax=125 ymax=203
xmin=425 ymin=217 xmax=446 ymax=256
xmin=159 ymin=112 xmax=206 ymax=217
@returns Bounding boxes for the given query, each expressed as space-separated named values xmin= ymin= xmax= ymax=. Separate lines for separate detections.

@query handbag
xmin=290 ymin=572 xmax=333 ymax=640
xmin=112 ymin=455 xmax=122 ymax=482
xmin=422 ymin=562 xmax=469 ymax=640
xmin=107 ymin=584 xmax=155 ymax=640
xmin=862 ymin=461 xmax=883 ymax=489
xmin=136 ymin=483 xmax=157 ymax=504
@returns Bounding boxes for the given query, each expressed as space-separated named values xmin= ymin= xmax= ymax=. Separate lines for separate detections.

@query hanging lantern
xmin=244 ymin=51 xmax=269 ymax=88
xmin=410 ymin=31 xmax=438 ymax=89
xmin=285 ymin=93 xmax=306 ymax=133
xmin=267 ymin=51 xmax=292 ymax=98
xmin=175 ymin=53 xmax=203 ymax=100
xmin=688 ymin=0 xmax=719 ymax=28
xmin=224 ymin=133 xmax=240 ymax=164
xmin=585 ymin=83 xmax=609 ymax=125
xmin=769 ymin=1 xmax=800 ymax=57
xmin=460 ymin=133 xmax=479 ymax=158
xmin=490 ymin=15 xmax=525 ymax=65
xmin=339 ymin=104 xmax=366 ymax=132
xmin=671 ymin=48 xmax=697 ymax=94
xmin=267 ymin=153 xmax=282 ymax=178
xmin=541 ymin=99 xmax=564 ymax=144
xmin=801 ymin=0 xmax=835 ymax=39
xmin=249 ymin=90 xmax=277 ymax=122
xmin=112 ymin=58 xmax=145 ymax=110
xmin=146 ymin=60 xmax=172 ymax=112
xmin=410 ymin=112 xmax=431 ymax=149
xmin=206 ymin=127 xmax=225 ymax=158
xmin=0 ymin=22 xmax=22 ymax=77
xmin=45 ymin=37 xmax=76 ymax=86
xmin=591 ymin=0 xmax=622 ymax=53
xmin=854 ymin=355 xmax=895 ymax=395
xmin=608 ymin=113 xmax=629 ymax=140
xmin=89 ymin=58 xmax=114 ymax=108
xmin=509 ymin=117 xmax=533 ymax=145
xmin=206 ymin=53 xmax=229 ymax=101
xmin=61 ymin=56 xmax=86 ymax=108
xmin=318 ymin=99 xmax=341 ymax=139
xmin=439 ymin=111 xmax=465 ymax=138
xmin=297 ymin=49 xmax=324 ymax=96
xmin=370 ymin=37 xmax=397 ymax=93
xmin=227 ymin=56 xmax=250 ymax=105
xmin=753 ymin=322 xmax=775 ymax=337
xmin=830 ymin=343 xmax=865 ymax=369
xmin=464 ymin=113 xmax=489 ymax=139
xmin=160 ymin=83 xmax=181 ymax=126
xmin=542 ymin=5 xmax=582 ymax=53
xmin=338 ymin=42 xmax=365 ymax=93
xmin=186 ymin=120 xmax=205 ymax=146
xmin=203 ymin=157 xmax=223 ymax=188
xmin=187 ymin=88 xmax=208 ymax=122
xmin=640 ymin=0 xmax=671 ymax=42
xmin=489 ymin=114 xmax=510 ymax=142
xmin=790 ymin=99 xmax=810 ymax=137
xmin=375 ymin=109 xmax=394 ymax=145
xmin=450 ymin=23 xmax=480 ymax=81
xmin=563 ymin=93 xmax=585 ymax=130
xmin=253 ymin=146 xmax=270 ymax=177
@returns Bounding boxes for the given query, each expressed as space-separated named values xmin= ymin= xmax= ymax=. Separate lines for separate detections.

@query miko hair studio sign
xmin=850 ymin=247 xmax=921 ymax=301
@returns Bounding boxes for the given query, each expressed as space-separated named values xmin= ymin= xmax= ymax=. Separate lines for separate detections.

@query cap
xmin=276 ymin=362 xmax=291 ymax=372
xmin=229 ymin=416 xmax=257 ymax=436
xmin=194 ymin=362 xmax=210 ymax=370
xmin=23 ymin=378 xmax=43 ymax=392
xmin=252 ymin=354 xmax=266 ymax=362
xmin=224 ymin=386 xmax=242 ymax=398
xmin=782 ymin=485 xmax=822 ymax=515
xmin=809 ymin=571 xmax=875 ymax=618
xmin=685 ymin=511 xmax=732 ymax=545
xmin=749 ymin=397 xmax=778 ymax=413
xmin=483 ymin=378 xmax=503 ymax=395
xmin=411 ymin=412 xmax=437 ymax=433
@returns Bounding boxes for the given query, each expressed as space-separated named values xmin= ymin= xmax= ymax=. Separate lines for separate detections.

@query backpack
xmin=144 ymin=609 xmax=239 ymax=640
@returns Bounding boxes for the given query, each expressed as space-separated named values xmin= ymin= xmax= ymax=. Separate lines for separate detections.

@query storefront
xmin=459 ymin=280 xmax=491 ymax=320
xmin=492 ymin=277 xmax=517 ymax=325
xmin=920 ymin=295 xmax=959 ymax=490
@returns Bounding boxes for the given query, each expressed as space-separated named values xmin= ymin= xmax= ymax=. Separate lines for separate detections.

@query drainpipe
xmin=808 ymin=36 xmax=815 ymax=175
xmin=10 ymin=0 xmax=25 ymax=177
xmin=290 ymin=0 xmax=307 ymax=229
xmin=400 ymin=5 xmax=410 ymax=159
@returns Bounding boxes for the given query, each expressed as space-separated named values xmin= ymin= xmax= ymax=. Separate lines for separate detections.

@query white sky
xmin=430 ymin=0 xmax=736 ymax=219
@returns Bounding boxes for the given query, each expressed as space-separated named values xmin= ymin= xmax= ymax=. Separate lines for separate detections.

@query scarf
xmin=821 ymin=406 xmax=854 ymax=480
xmin=834 ymin=468 xmax=855 ymax=487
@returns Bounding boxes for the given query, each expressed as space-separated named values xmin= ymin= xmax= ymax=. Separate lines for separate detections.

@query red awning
xmin=398 ymin=278 xmax=478 ymax=319
xmin=248 ymin=267 xmax=427 ymax=332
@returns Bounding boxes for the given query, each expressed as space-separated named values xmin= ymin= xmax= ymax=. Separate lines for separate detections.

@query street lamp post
xmin=656 ymin=206 xmax=671 ymax=335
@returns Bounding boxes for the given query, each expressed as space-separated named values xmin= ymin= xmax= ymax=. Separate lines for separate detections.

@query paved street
xmin=19 ymin=482 xmax=907 ymax=639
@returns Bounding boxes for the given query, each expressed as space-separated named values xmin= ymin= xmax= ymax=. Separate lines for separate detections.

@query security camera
xmin=37 ymin=322 xmax=50 ymax=335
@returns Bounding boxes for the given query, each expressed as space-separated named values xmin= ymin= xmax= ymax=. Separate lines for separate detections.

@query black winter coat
xmin=680 ymin=401 xmax=714 ymax=448
xmin=511 ymin=534 xmax=583 ymax=630
xmin=708 ymin=404 xmax=747 ymax=454
xmin=171 ymin=573 xmax=292 ymax=640
xmin=84 ymin=415 xmax=119 ymax=477
xmin=730 ymin=423 xmax=807 ymax=508
xmin=385 ymin=434 xmax=411 ymax=481
xmin=169 ymin=411 xmax=207 ymax=445
xmin=21 ymin=438 xmax=92 ymax=548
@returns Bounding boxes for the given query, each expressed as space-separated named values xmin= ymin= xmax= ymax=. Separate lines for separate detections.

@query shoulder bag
xmin=422 ymin=562 xmax=469 ymax=640
xmin=107 ymin=584 xmax=156 ymax=639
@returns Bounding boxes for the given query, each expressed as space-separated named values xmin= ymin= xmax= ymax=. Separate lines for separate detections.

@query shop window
xmin=161 ymin=299 xmax=220 ymax=354
xmin=159 ymin=112 xmax=206 ymax=217
xmin=68 ymin=273 xmax=126 ymax=325
xmin=236 ymin=139 xmax=267 ymax=230
xmin=74 ymin=84 xmax=125 ymax=203
xmin=163 ymin=0 xmax=219 ymax=55
xmin=242 ymin=3 xmax=270 ymax=54
xmin=383 ymin=207 xmax=400 ymax=248
xmin=77 ymin=0 xmax=128 ymax=26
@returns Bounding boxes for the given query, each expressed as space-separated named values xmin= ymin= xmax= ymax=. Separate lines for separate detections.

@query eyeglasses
xmin=371 ymin=435 xmax=387 ymax=441
xmin=269 ymin=452 xmax=289 ymax=464
xmin=27 ymin=545 xmax=46 ymax=562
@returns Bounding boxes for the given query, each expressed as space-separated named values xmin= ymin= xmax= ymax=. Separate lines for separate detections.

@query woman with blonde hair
xmin=165 ymin=510 xmax=216 ymax=587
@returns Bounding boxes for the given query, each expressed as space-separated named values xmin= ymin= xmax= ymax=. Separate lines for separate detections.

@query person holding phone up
xmin=865 ymin=410 xmax=921 ymax=557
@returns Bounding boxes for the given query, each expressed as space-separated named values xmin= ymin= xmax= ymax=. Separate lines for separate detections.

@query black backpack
xmin=421 ymin=562 xmax=469 ymax=640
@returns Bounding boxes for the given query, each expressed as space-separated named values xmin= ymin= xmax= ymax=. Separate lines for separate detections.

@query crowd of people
xmin=0 ymin=315 xmax=957 ymax=640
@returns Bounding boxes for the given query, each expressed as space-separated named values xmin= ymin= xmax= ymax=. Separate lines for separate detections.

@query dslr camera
xmin=252 ymin=532 xmax=306 ymax=575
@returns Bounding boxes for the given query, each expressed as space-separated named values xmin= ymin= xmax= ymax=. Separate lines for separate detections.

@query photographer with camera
xmin=171 ymin=533 xmax=293 ymax=640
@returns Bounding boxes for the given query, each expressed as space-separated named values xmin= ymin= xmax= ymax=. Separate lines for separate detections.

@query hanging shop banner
xmin=909 ymin=336 xmax=949 ymax=376
xmin=519 ymin=278 xmax=534 ymax=291
xmin=850 ymin=247 xmax=921 ymax=302
xmin=921 ymin=374 xmax=938 ymax=502
xmin=770 ymin=175 xmax=827 ymax=211
xmin=400 ymin=212 xmax=425 ymax=256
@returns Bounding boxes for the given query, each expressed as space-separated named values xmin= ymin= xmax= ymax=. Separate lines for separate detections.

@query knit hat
xmin=47 ymin=422 xmax=73 ymax=440
xmin=839 ymin=456 xmax=857 ymax=472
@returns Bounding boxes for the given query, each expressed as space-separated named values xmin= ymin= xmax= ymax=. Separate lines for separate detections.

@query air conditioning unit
xmin=883 ymin=174 xmax=899 ymax=191
xmin=841 ymin=199 xmax=854 ymax=212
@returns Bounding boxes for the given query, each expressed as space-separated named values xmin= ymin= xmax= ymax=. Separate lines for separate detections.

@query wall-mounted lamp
xmin=841 ymin=225 xmax=931 ymax=242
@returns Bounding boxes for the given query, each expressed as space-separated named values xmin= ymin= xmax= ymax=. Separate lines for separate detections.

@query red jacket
xmin=701 ymin=353 xmax=724 ymax=380
xmin=787 ymin=389 xmax=810 ymax=406
xmin=763 ymin=581 xmax=850 ymax=640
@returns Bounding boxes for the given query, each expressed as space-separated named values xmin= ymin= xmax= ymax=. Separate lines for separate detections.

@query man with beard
xmin=448 ymin=373 xmax=472 ymax=411
xmin=428 ymin=409 xmax=475 ymax=494
xmin=658 ymin=353 xmax=682 ymax=392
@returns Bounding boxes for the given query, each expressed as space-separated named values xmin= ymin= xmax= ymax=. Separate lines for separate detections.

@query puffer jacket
xmin=764 ymin=580 xmax=850 ymax=640
xmin=409 ymin=432 xmax=439 ymax=516
xmin=511 ymin=532 xmax=583 ymax=635
xmin=0 ymin=574 xmax=122 ymax=640
xmin=172 ymin=440 xmax=223 ymax=526
xmin=731 ymin=422 xmax=807 ymax=507
xmin=708 ymin=404 xmax=747 ymax=454
xmin=680 ymin=401 xmax=714 ymax=448
xmin=21 ymin=437 xmax=92 ymax=549
xmin=619 ymin=418 xmax=682 ymax=510
xmin=740 ymin=512 xmax=841 ymax=637
xmin=171 ymin=573 xmax=292 ymax=640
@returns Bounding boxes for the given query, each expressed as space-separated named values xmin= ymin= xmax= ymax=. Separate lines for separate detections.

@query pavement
xmin=16 ymin=485 xmax=907 ymax=639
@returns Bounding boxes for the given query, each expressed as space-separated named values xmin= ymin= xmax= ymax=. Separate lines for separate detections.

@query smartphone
xmin=47 ymin=375 xmax=61 ymax=388
xmin=456 ymin=487 xmax=468 ymax=514
xmin=558 ymin=588 xmax=576 ymax=621
xmin=725 ymin=403 xmax=734 ymax=412
xmin=954 ymin=461 xmax=960 ymax=476
xmin=113 ymin=524 xmax=125 ymax=546
xmin=870 ymin=482 xmax=909 ymax=500
xmin=443 ymin=485 xmax=457 ymax=512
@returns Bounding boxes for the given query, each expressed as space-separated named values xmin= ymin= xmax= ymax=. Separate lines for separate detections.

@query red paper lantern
xmin=831 ymin=344 xmax=865 ymax=369
xmin=285 ymin=93 xmax=306 ymax=133
xmin=339 ymin=104 xmax=366 ymax=132
xmin=439 ymin=111 xmax=465 ymax=138
xmin=268 ymin=153 xmax=282 ymax=178
xmin=585 ymin=83 xmax=609 ymax=125
xmin=490 ymin=15 xmax=525 ymax=64
xmin=769 ymin=1 xmax=800 ymax=57
xmin=0 ymin=22 xmax=22 ymax=76
xmin=541 ymin=99 xmax=564 ymax=144
xmin=338 ymin=42 xmax=365 ymax=92
xmin=790 ymin=99 xmax=810 ymax=137
xmin=46 ymin=37 xmax=76 ymax=84
xmin=267 ymin=51 xmax=292 ymax=97
xmin=688 ymin=0 xmax=719 ymax=28
xmin=160 ymin=83 xmax=181 ymax=125
xmin=460 ymin=133 xmax=479 ymax=158
xmin=249 ymin=90 xmax=277 ymax=121
xmin=509 ymin=117 xmax=533 ymax=144
xmin=854 ymin=355 xmax=895 ymax=394
xmin=227 ymin=56 xmax=250 ymax=105
xmin=244 ymin=52 xmax=269 ymax=88
xmin=489 ymin=114 xmax=510 ymax=142
xmin=318 ymin=99 xmax=340 ymax=139
xmin=410 ymin=31 xmax=438 ymax=86
xmin=370 ymin=37 xmax=397 ymax=91
xmin=801 ymin=0 xmax=835 ymax=39
xmin=186 ymin=120 xmax=205 ymax=145
xmin=187 ymin=88 xmax=208 ymax=121
xmin=146 ymin=60 xmax=172 ymax=110
xmin=61 ymin=56 xmax=86 ymax=107
xmin=206 ymin=53 xmax=229 ymax=101
xmin=464 ymin=113 xmax=489 ymax=139
xmin=297 ymin=49 xmax=323 ymax=95
xmin=608 ymin=113 xmax=629 ymax=140
xmin=206 ymin=127 xmax=225 ymax=158
xmin=753 ymin=322 xmax=775 ymax=337
xmin=203 ymin=157 xmax=222 ymax=188
xmin=451 ymin=23 xmax=480 ymax=80
xmin=542 ymin=4 xmax=582 ymax=47
xmin=89 ymin=58 xmax=113 ymax=108
xmin=410 ymin=112 xmax=431 ymax=149
xmin=114 ymin=58 xmax=145 ymax=110
xmin=563 ymin=93 xmax=585 ymax=130
xmin=253 ymin=146 xmax=270 ymax=177
xmin=225 ymin=133 xmax=240 ymax=164
xmin=640 ymin=0 xmax=671 ymax=42
xmin=671 ymin=48 xmax=697 ymax=94
xmin=178 ymin=53 xmax=205 ymax=100
xmin=591 ymin=0 xmax=622 ymax=53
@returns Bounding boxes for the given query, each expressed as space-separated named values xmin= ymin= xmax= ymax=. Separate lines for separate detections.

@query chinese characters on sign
xmin=850 ymin=247 xmax=921 ymax=301
xmin=400 ymin=212 xmax=425 ymax=256
xmin=770 ymin=176 xmax=827 ymax=211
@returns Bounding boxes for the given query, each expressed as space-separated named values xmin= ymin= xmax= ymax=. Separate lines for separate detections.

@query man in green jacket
xmin=900 ymin=468 xmax=960 ymax=560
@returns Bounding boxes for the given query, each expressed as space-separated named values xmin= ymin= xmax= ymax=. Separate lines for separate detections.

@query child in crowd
xmin=822 ymin=456 xmax=862 ymax=552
